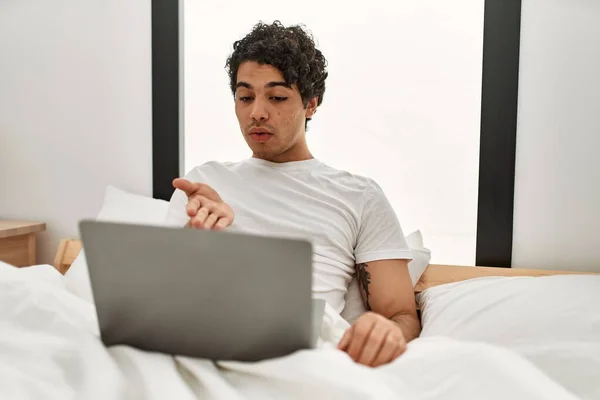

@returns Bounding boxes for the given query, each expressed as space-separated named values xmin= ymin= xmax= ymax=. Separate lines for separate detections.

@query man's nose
xmin=250 ymin=100 xmax=268 ymax=121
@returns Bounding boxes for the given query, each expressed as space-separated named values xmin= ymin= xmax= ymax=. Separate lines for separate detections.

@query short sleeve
xmin=354 ymin=180 xmax=413 ymax=263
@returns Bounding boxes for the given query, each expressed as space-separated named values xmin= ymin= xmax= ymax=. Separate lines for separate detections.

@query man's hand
xmin=173 ymin=178 xmax=234 ymax=230
xmin=338 ymin=311 xmax=407 ymax=368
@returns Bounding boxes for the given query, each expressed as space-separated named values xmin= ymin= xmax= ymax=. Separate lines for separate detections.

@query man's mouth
xmin=250 ymin=133 xmax=272 ymax=143
xmin=249 ymin=128 xmax=273 ymax=143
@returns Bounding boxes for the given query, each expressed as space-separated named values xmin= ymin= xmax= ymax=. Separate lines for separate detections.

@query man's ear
xmin=305 ymin=97 xmax=319 ymax=118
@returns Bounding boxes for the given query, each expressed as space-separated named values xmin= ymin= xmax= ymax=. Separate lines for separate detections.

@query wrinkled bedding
xmin=0 ymin=263 xmax=579 ymax=400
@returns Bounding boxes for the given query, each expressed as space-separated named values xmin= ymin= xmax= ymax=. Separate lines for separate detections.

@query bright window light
xmin=183 ymin=0 xmax=484 ymax=265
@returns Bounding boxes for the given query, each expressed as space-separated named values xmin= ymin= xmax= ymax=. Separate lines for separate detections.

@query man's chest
xmin=214 ymin=174 xmax=362 ymax=251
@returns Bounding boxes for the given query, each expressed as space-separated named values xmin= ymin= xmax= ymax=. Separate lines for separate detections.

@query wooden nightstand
xmin=0 ymin=220 xmax=46 ymax=267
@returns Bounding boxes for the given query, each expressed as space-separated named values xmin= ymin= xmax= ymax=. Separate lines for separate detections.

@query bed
xmin=46 ymin=237 xmax=600 ymax=399
xmin=2 ymin=187 xmax=599 ymax=399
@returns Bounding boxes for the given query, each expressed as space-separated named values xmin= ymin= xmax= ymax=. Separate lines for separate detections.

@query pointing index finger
xmin=173 ymin=178 xmax=199 ymax=197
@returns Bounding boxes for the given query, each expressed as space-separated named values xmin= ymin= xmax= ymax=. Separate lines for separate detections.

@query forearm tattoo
xmin=356 ymin=262 xmax=372 ymax=311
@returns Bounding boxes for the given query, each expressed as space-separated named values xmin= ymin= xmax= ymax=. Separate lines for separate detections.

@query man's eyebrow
xmin=235 ymin=81 xmax=292 ymax=90
xmin=235 ymin=82 xmax=252 ymax=89
xmin=265 ymin=81 xmax=292 ymax=89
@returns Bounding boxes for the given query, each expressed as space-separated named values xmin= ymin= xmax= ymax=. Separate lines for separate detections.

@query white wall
xmin=0 ymin=0 xmax=152 ymax=264
xmin=513 ymin=0 xmax=600 ymax=271
xmin=183 ymin=0 xmax=484 ymax=265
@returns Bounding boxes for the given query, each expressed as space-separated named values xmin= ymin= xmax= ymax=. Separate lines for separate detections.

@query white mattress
xmin=0 ymin=262 xmax=582 ymax=400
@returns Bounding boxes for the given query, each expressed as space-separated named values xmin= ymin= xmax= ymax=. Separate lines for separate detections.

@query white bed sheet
xmin=418 ymin=275 xmax=600 ymax=399
xmin=0 ymin=262 xmax=580 ymax=400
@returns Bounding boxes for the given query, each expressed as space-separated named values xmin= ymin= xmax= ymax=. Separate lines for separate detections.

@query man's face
xmin=234 ymin=61 xmax=317 ymax=162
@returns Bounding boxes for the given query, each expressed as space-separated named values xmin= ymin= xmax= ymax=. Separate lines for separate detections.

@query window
xmin=183 ymin=0 xmax=485 ymax=265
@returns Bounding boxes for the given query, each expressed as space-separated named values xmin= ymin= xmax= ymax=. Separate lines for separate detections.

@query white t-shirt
xmin=165 ymin=158 xmax=412 ymax=312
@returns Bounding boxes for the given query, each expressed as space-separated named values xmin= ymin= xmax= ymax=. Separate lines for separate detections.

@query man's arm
xmin=356 ymin=259 xmax=421 ymax=342
xmin=336 ymin=178 xmax=419 ymax=367
xmin=338 ymin=258 xmax=421 ymax=367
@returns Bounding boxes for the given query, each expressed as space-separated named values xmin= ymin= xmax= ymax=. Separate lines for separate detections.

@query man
xmin=166 ymin=21 xmax=421 ymax=367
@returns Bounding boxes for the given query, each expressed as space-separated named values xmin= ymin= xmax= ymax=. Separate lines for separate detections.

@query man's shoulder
xmin=316 ymin=162 xmax=377 ymax=192
xmin=185 ymin=160 xmax=244 ymax=178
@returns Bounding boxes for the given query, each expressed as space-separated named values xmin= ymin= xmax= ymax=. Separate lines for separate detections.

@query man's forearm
xmin=390 ymin=312 xmax=421 ymax=342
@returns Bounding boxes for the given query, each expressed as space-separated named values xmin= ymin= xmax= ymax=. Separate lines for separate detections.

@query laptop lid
xmin=79 ymin=220 xmax=315 ymax=361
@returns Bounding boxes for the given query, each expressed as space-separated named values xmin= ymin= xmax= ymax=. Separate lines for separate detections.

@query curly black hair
xmin=225 ymin=21 xmax=328 ymax=128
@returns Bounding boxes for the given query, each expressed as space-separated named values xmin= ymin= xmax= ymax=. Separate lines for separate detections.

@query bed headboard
xmin=413 ymin=263 xmax=597 ymax=293
xmin=54 ymin=238 xmax=597 ymax=290
xmin=53 ymin=239 xmax=83 ymax=274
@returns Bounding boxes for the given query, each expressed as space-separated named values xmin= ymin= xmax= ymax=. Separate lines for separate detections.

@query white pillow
xmin=418 ymin=274 xmax=600 ymax=399
xmin=95 ymin=185 xmax=169 ymax=224
xmin=340 ymin=230 xmax=431 ymax=324
xmin=63 ymin=186 xmax=169 ymax=303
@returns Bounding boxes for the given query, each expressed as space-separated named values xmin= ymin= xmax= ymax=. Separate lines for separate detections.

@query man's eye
xmin=239 ymin=96 xmax=253 ymax=103
xmin=271 ymin=96 xmax=288 ymax=102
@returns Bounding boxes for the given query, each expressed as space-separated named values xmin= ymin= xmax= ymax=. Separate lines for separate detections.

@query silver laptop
xmin=79 ymin=220 xmax=324 ymax=362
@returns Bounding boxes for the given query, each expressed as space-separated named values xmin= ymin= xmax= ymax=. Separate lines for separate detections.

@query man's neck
xmin=254 ymin=144 xmax=313 ymax=163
